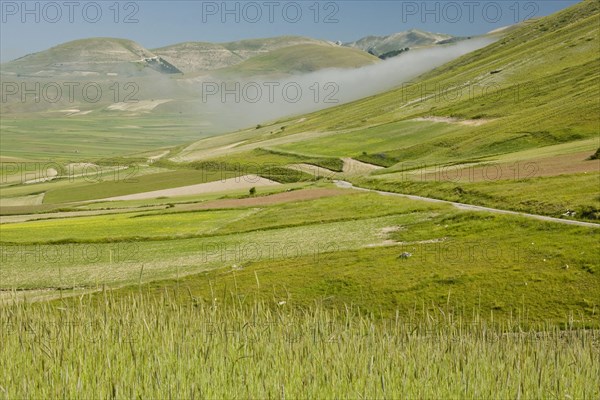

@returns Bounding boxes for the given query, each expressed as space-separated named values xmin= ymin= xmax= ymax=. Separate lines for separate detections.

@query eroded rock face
xmin=151 ymin=42 xmax=242 ymax=72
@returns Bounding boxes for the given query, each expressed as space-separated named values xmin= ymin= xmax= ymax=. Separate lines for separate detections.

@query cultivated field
xmin=1 ymin=1 xmax=599 ymax=397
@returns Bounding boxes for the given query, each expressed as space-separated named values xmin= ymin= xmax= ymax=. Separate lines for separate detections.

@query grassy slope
xmin=179 ymin=0 xmax=598 ymax=160
xmin=213 ymin=44 xmax=379 ymax=76
xmin=2 ymin=191 xmax=598 ymax=325
xmin=2 ymin=4 xmax=599 ymax=394
xmin=2 ymin=295 xmax=598 ymax=398
xmin=174 ymin=0 xmax=600 ymax=220
xmin=272 ymin=0 xmax=599 ymax=140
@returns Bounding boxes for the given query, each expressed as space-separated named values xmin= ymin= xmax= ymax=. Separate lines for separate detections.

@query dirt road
xmin=334 ymin=181 xmax=600 ymax=228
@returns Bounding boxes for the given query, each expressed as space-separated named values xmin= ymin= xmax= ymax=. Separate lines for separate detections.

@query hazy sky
xmin=0 ymin=0 xmax=580 ymax=62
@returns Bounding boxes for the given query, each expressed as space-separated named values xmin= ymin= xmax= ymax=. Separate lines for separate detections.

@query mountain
xmin=152 ymin=36 xmax=338 ymax=73
xmin=1 ymin=35 xmax=382 ymax=80
xmin=0 ymin=34 xmax=381 ymax=121
xmin=0 ymin=35 xmax=377 ymax=116
xmin=212 ymin=43 xmax=379 ymax=77
xmin=344 ymin=29 xmax=465 ymax=57
xmin=1 ymin=30 xmax=462 ymax=79
xmin=178 ymin=0 xmax=599 ymax=172
xmin=171 ymin=0 xmax=598 ymax=221
xmin=1 ymin=38 xmax=181 ymax=77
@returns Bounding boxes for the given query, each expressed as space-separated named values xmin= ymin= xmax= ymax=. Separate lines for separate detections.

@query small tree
xmin=249 ymin=187 xmax=256 ymax=196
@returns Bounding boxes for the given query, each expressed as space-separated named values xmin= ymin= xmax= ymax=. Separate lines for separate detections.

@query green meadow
xmin=1 ymin=1 xmax=599 ymax=397
xmin=0 ymin=114 xmax=206 ymax=161
xmin=1 ymin=294 xmax=598 ymax=399
xmin=2 ymin=192 xmax=598 ymax=325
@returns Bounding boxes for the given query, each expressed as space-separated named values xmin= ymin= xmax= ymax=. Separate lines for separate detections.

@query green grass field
xmin=213 ymin=43 xmax=379 ymax=77
xmin=2 ymin=191 xmax=598 ymax=324
xmin=0 ymin=114 xmax=205 ymax=161
xmin=169 ymin=1 xmax=599 ymax=223
xmin=1 ymin=293 xmax=598 ymax=399
xmin=1 ymin=1 xmax=599 ymax=397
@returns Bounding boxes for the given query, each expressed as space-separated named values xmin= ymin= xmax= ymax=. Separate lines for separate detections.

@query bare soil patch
xmin=342 ymin=158 xmax=384 ymax=175
xmin=413 ymin=116 xmax=493 ymax=126
xmin=98 ymin=176 xmax=280 ymax=202
xmin=179 ymin=188 xmax=349 ymax=211
xmin=418 ymin=151 xmax=600 ymax=182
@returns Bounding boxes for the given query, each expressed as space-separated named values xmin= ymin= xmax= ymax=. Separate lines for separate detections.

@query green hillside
xmin=0 ymin=37 xmax=168 ymax=76
xmin=152 ymin=36 xmax=338 ymax=73
xmin=1 ymin=2 xmax=599 ymax=396
xmin=183 ymin=0 xmax=598 ymax=157
xmin=344 ymin=29 xmax=458 ymax=56
xmin=213 ymin=43 xmax=380 ymax=77
xmin=176 ymin=0 xmax=599 ymax=220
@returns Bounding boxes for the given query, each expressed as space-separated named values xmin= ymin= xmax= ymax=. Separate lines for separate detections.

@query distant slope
xmin=284 ymin=0 xmax=600 ymax=154
xmin=344 ymin=29 xmax=464 ymax=56
xmin=152 ymin=36 xmax=334 ymax=73
xmin=0 ymin=35 xmax=359 ymax=77
xmin=1 ymin=38 xmax=181 ymax=77
xmin=213 ymin=43 xmax=380 ymax=77
xmin=173 ymin=0 xmax=599 ymax=221
xmin=179 ymin=0 xmax=599 ymax=164
xmin=0 ymin=31 xmax=466 ymax=78
xmin=0 ymin=35 xmax=377 ymax=117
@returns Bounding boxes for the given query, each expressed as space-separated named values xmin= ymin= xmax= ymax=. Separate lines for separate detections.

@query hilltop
xmin=1 ymin=37 xmax=181 ymax=77
xmin=212 ymin=43 xmax=379 ymax=77
xmin=1 ymin=35 xmax=381 ymax=78
xmin=344 ymin=29 xmax=465 ymax=57
xmin=152 ymin=36 xmax=347 ymax=73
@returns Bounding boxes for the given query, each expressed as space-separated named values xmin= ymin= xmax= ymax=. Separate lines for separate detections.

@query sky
xmin=0 ymin=0 xmax=581 ymax=62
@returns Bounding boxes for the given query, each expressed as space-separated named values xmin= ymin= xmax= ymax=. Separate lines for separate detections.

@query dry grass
xmin=1 ymin=291 xmax=598 ymax=399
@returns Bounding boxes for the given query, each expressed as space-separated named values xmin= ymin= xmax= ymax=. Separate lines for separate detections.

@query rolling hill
xmin=212 ymin=43 xmax=379 ymax=77
xmin=0 ymin=35 xmax=376 ymax=80
xmin=1 ymin=37 xmax=181 ymax=77
xmin=1 ymin=31 xmax=460 ymax=79
xmin=1 ymin=1 xmax=598 ymax=397
xmin=151 ymin=36 xmax=340 ymax=73
xmin=344 ymin=29 xmax=464 ymax=56
xmin=174 ymin=0 xmax=599 ymax=220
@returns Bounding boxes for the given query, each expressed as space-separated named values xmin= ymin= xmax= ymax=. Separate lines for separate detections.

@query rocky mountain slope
xmin=344 ymin=29 xmax=466 ymax=57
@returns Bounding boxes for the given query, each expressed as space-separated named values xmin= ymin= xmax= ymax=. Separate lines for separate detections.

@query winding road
xmin=334 ymin=180 xmax=600 ymax=229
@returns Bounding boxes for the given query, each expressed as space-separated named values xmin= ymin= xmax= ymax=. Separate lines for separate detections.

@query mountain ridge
xmin=1 ymin=37 xmax=182 ymax=77
xmin=1 ymin=29 xmax=472 ymax=76
xmin=343 ymin=29 xmax=466 ymax=56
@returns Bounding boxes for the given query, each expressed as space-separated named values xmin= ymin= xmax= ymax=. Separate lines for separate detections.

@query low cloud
xmin=191 ymin=37 xmax=496 ymax=132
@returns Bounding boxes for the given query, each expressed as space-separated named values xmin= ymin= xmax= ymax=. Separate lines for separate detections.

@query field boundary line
xmin=334 ymin=181 xmax=600 ymax=229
